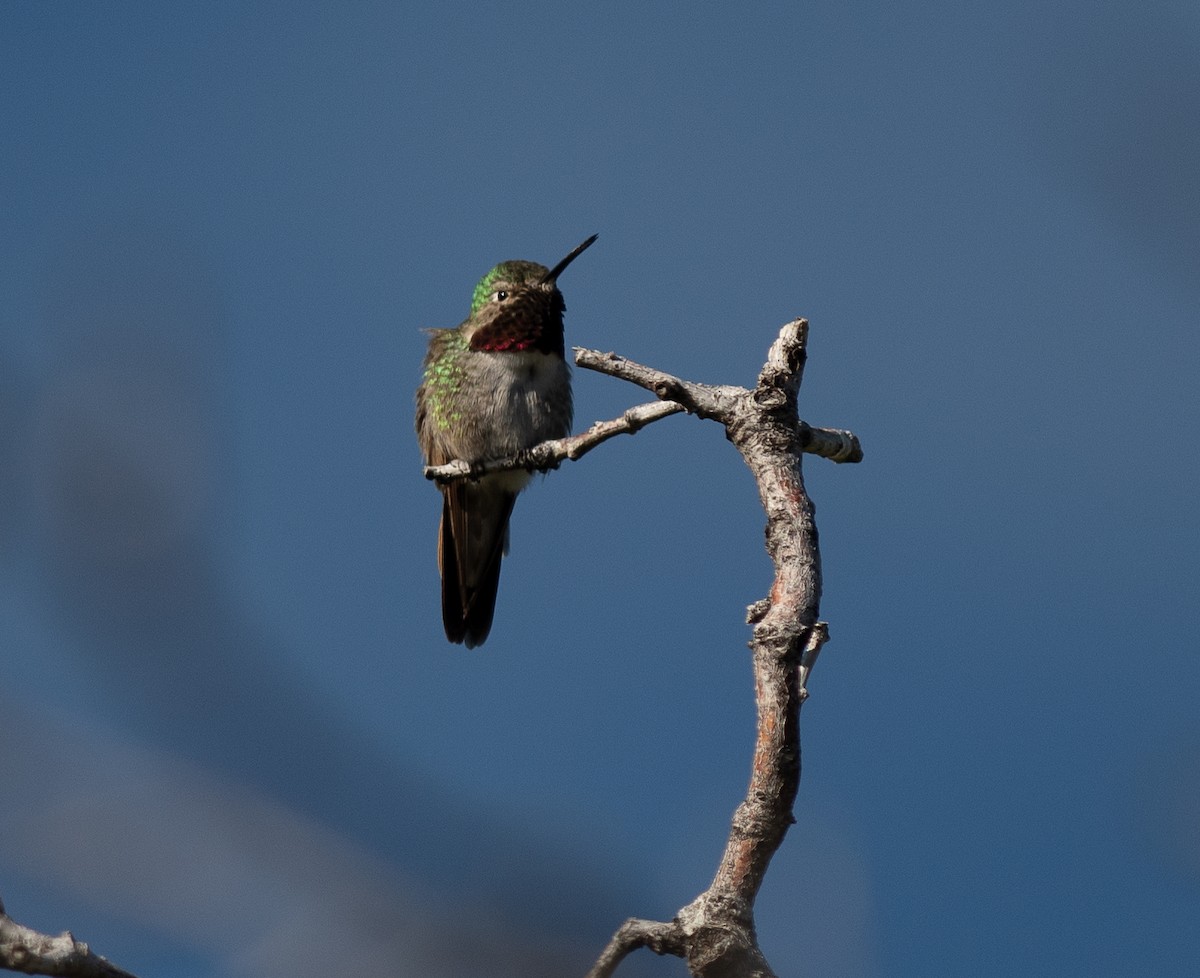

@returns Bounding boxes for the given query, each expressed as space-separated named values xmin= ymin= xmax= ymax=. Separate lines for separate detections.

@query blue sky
xmin=2 ymin=3 xmax=1198 ymax=976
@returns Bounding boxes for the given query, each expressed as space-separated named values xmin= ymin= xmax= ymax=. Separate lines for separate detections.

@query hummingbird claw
xmin=513 ymin=447 xmax=544 ymax=473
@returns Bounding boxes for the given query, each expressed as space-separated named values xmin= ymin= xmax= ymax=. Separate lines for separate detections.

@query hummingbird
xmin=416 ymin=234 xmax=597 ymax=647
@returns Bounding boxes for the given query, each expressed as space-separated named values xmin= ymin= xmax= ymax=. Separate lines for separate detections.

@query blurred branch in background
xmin=0 ymin=895 xmax=136 ymax=978
xmin=0 ymin=699 xmax=595 ymax=977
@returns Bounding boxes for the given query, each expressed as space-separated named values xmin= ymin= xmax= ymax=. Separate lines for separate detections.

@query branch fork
xmin=432 ymin=317 xmax=861 ymax=977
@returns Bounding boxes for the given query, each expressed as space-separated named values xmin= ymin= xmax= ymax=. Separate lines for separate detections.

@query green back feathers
xmin=420 ymin=329 xmax=468 ymax=432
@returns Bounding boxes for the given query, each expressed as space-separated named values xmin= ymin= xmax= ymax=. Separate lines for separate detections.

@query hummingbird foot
xmin=513 ymin=447 xmax=560 ymax=474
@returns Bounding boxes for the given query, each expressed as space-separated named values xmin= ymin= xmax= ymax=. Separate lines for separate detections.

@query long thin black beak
xmin=540 ymin=233 xmax=598 ymax=285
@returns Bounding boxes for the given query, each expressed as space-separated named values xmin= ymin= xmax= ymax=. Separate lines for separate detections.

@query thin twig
xmin=583 ymin=919 xmax=684 ymax=978
xmin=424 ymin=399 xmax=685 ymax=483
xmin=572 ymin=347 xmax=740 ymax=420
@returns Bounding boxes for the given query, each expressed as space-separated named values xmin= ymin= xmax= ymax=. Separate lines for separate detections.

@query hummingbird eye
xmin=493 ymin=290 xmax=508 ymax=302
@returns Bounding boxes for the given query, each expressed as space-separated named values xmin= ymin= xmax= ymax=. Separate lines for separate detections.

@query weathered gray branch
xmin=575 ymin=318 xmax=854 ymax=978
xmin=0 ymin=898 xmax=137 ymax=978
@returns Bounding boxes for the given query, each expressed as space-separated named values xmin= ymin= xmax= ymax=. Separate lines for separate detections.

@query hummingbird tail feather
xmin=438 ymin=504 xmax=468 ymax=646
xmin=438 ymin=484 xmax=516 ymax=648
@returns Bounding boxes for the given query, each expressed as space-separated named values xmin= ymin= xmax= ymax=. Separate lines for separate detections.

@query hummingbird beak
xmin=540 ymin=233 xmax=598 ymax=285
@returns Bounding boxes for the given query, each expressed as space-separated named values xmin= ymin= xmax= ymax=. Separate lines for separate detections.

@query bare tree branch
xmin=573 ymin=318 xmax=859 ymax=977
xmin=0 ymin=899 xmax=137 ymax=978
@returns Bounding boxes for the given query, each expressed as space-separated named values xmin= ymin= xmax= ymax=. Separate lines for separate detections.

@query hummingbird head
xmin=464 ymin=234 xmax=597 ymax=357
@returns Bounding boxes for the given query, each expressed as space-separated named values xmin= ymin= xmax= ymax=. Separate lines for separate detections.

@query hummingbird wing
xmin=439 ymin=479 xmax=516 ymax=649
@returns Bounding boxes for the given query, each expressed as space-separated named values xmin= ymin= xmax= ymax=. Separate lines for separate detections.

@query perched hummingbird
xmin=416 ymin=234 xmax=597 ymax=647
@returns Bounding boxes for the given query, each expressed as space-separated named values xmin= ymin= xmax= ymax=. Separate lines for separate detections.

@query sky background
xmin=1 ymin=2 xmax=1198 ymax=977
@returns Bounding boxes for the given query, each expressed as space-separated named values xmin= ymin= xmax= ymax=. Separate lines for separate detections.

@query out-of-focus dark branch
xmin=0 ymin=898 xmax=137 ymax=978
